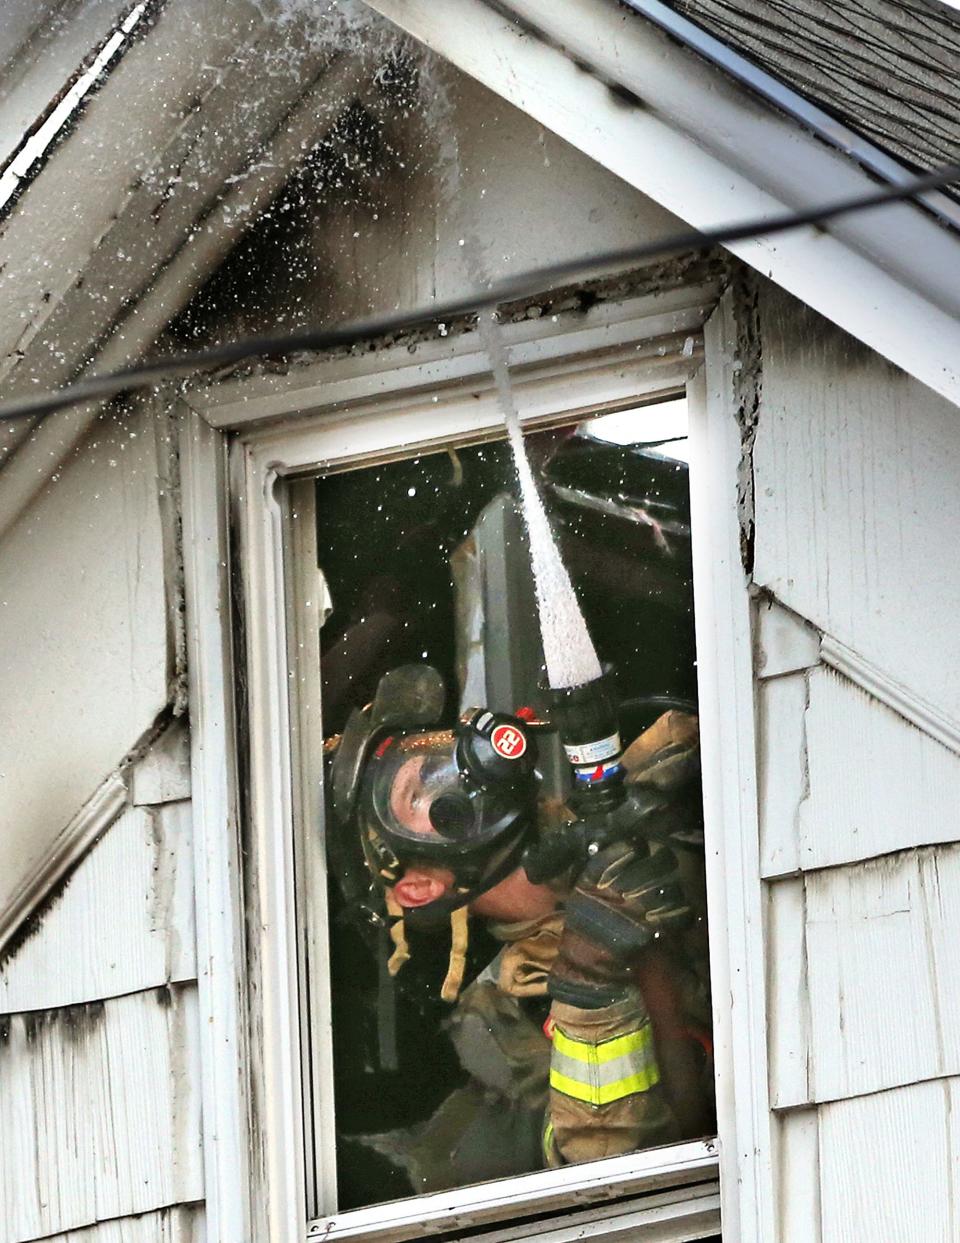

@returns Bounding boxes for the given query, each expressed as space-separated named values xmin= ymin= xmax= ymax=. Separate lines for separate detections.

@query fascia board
xmin=0 ymin=0 xmax=133 ymax=170
xmin=362 ymin=0 xmax=960 ymax=407
xmin=0 ymin=3 xmax=376 ymax=539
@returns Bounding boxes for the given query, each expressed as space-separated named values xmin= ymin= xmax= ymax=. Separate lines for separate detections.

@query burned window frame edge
xmin=177 ymin=283 xmax=764 ymax=1242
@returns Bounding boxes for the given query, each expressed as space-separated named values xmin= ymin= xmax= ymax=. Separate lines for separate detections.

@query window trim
xmin=178 ymin=282 xmax=762 ymax=1241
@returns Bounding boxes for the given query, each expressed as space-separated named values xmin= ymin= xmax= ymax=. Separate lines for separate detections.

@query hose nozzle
xmin=522 ymin=668 xmax=631 ymax=884
xmin=549 ymin=667 xmax=625 ymax=813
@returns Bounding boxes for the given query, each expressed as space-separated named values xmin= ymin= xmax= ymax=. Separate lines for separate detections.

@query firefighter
xmin=329 ymin=666 xmax=712 ymax=1190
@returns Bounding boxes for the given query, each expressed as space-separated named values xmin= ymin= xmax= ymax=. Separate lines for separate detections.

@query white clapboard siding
xmin=40 ymin=1205 xmax=203 ymax=1243
xmin=765 ymin=877 xmax=810 ymax=1108
xmin=0 ymin=406 xmax=169 ymax=922
xmin=817 ymin=1078 xmax=960 ymax=1243
xmin=0 ymin=803 xmax=196 ymax=1014
xmin=131 ymin=722 xmax=192 ymax=807
xmin=758 ymin=673 xmax=808 ymax=877
xmin=801 ymin=669 xmax=960 ymax=869
xmin=0 ymin=984 xmax=203 ymax=1243
xmin=759 ymin=665 xmax=960 ymax=876
xmin=768 ymin=845 xmax=960 ymax=1106
xmin=775 ymin=1110 xmax=821 ymax=1243
xmin=755 ymin=597 xmax=820 ymax=680
xmin=753 ymin=283 xmax=960 ymax=725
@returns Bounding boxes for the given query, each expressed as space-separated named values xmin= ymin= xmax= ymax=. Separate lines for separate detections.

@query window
xmin=180 ymin=286 xmax=746 ymax=1241
xmin=315 ymin=398 xmax=713 ymax=1209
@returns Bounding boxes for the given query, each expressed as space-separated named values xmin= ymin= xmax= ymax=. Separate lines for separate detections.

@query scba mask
xmin=358 ymin=709 xmax=539 ymax=927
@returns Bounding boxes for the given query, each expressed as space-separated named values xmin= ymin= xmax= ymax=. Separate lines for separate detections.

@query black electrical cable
xmin=1 ymin=160 xmax=959 ymax=424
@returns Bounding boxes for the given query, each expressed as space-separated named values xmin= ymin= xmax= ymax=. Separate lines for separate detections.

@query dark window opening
xmin=315 ymin=399 xmax=714 ymax=1212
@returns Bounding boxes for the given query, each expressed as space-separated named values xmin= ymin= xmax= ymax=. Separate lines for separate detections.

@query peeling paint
xmin=154 ymin=399 xmax=189 ymax=715
xmin=732 ymin=270 xmax=762 ymax=573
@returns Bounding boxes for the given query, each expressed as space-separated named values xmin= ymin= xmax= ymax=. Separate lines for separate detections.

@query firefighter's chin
xmin=393 ymin=866 xmax=455 ymax=908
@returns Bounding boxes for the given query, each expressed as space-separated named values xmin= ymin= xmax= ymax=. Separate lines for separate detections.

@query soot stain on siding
xmin=0 ymin=868 xmax=79 ymax=971
xmin=15 ymin=1000 xmax=107 ymax=1047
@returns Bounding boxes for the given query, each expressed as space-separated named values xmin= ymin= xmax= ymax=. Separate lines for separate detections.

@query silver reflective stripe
xmin=550 ymin=1021 xmax=660 ymax=1105
xmin=551 ymin=1046 xmax=652 ymax=1089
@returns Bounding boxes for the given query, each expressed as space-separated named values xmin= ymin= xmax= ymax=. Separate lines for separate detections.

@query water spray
xmin=476 ymin=310 xmax=603 ymax=691
xmin=476 ymin=308 xmax=637 ymax=878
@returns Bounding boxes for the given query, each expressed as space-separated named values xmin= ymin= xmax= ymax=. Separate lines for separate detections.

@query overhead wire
xmin=1 ymin=159 xmax=959 ymax=424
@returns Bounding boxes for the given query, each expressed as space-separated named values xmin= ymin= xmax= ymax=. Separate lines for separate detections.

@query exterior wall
xmin=0 ymin=724 xmax=203 ymax=1243
xmin=0 ymin=402 xmax=175 ymax=924
xmin=21 ymin=1207 xmax=204 ymax=1243
xmin=16 ymin=11 xmax=955 ymax=1236
xmin=751 ymin=283 xmax=960 ymax=1242
xmin=177 ymin=66 xmax=685 ymax=342
xmin=0 ymin=49 xmax=688 ymax=1241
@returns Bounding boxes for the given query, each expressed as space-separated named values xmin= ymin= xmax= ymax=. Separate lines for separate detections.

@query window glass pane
xmin=585 ymin=398 xmax=687 ymax=445
xmin=316 ymin=398 xmax=713 ymax=1211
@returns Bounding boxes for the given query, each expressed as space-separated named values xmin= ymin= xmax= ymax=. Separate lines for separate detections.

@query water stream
xmin=476 ymin=310 xmax=602 ymax=691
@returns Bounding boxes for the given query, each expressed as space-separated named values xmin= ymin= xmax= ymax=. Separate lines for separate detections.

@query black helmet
xmin=330 ymin=666 xmax=539 ymax=927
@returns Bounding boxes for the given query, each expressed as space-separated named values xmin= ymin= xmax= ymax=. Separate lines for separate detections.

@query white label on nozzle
xmin=564 ymin=733 xmax=621 ymax=765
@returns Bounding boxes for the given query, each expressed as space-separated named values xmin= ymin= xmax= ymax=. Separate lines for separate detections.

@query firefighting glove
xmin=622 ymin=710 xmax=700 ymax=791
xmin=549 ymin=842 xmax=691 ymax=1010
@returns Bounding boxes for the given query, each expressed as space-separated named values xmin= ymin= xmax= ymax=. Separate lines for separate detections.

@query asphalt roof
xmin=655 ymin=0 xmax=960 ymax=180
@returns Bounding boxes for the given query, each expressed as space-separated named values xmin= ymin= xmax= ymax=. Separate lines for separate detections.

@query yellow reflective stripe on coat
xmin=549 ymin=1021 xmax=659 ymax=1105
xmin=542 ymin=1119 xmax=556 ymax=1163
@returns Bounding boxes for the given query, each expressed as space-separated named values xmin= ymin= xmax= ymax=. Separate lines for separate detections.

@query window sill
xmin=307 ymin=1138 xmax=719 ymax=1241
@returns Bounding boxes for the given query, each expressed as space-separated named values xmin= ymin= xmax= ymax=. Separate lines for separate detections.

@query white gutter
xmin=363 ymin=0 xmax=960 ymax=409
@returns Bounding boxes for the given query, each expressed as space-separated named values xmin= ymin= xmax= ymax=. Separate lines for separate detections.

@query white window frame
xmin=179 ymin=281 xmax=768 ymax=1243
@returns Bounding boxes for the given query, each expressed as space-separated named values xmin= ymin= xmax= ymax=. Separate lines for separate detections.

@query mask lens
xmin=428 ymin=792 xmax=474 ymax=837
xmin=366 ymin=728 xmax=527 ymax=856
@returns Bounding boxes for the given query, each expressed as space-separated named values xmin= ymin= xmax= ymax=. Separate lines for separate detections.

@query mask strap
xmin=441 ymin=906 xmax=470 ymax=1003
xmin=385 ymin=889 xmax=411 ymax=976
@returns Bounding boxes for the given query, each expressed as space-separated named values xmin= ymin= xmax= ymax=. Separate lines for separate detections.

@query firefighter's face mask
xmin=355 ymin=711 xmax=538 ymax=926
xmin=368 ymin=728 xmax=531 ymax=860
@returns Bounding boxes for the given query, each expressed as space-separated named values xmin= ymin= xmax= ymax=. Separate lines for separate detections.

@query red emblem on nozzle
xmin=491 ymin=723 xmax=527 ymax=759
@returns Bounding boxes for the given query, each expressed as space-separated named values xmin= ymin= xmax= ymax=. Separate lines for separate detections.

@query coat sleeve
xmin=543 ymin=990 xmax=680 ymax=1167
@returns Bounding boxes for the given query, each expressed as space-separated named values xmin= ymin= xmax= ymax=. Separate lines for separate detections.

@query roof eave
xmin=363 ymin=0 xmax=960 ymax=408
